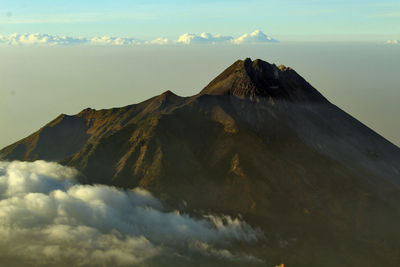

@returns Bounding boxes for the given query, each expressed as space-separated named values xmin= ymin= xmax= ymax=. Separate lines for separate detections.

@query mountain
xmin=2 ymin=58 xmax=400 ymax=266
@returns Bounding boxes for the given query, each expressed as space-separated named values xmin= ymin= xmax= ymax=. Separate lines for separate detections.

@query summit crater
xmin=201 ymin=58 xmax=328 ymax=103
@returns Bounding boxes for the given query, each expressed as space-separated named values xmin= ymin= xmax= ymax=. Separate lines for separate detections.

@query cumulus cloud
xmin=386 ymin=40 xmax=399 ymax=44
xmin=0 ymin=33 xmax=87 ymax=46
xmin=0 ymin=30 xmax=278 ymax=46
xmin=0 ymin=34 xmax=139 ymax=46
xmin=0 ymin=161 xmax=263 ymax=266
xmin=175 ymin=32 xmax=234 ymax=44
xmin=233 ymin=30 xmax=278 ymax=44
xmin=145 ymin=37 xmax=170 ymax=45
xmin=89 ymin=36 xmax=139 ymax=46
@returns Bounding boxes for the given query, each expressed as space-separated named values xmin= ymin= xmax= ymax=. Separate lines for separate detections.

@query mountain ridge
xmin=1 ymin=58 xmax=400 ymax=266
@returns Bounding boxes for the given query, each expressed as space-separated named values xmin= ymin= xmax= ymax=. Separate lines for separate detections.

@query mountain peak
xmin=160 ymin=90 xmax=176 ymax=97
xmin=157 ymin=90 xmax=183 ymax=103
xmin=201 ymin=58 xmax=328 ymax=103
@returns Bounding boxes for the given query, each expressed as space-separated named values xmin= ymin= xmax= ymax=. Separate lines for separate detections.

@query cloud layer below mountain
xmin=0 ymin=30 xmax=277 ymax=46
xmin=0 ymin=160 xmax=263 ymax=266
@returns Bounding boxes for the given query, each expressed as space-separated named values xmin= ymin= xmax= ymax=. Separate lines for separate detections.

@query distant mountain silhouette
xmin=2 ymin=58 xmax=400 ymax=266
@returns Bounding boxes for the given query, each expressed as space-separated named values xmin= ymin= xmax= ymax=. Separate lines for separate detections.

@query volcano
xmin=2 ymin=58 xmax=400 ymax=266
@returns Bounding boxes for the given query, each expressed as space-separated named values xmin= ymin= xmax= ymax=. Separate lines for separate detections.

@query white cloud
xmin=145 ymin=37 xmax=170 ymax=45
xmin=386 ymin=40 xmax=399 ymax=44
xmin=233 ymin=30 xmax=278 ymax=44
xmin=89 ymin=36 xmax=139 ymax=46
xmin=0 ymin=33 xmax=87 ymax=46
xmin=175 ymin=32 xmax=234 ymax=44
xmin=0 ymin=31 xmax=278 ymax=46
xmin=0 ymin=34 xmax=139 ymax=46
xmin=0 ymin=160 xmax=263 ymax=266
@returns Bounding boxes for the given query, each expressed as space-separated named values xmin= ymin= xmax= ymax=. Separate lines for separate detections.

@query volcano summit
xmin=1 ymin=58 xmax=400 ymax=266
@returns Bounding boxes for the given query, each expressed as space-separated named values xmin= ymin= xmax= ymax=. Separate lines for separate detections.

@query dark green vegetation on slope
xmin=2 ymin=58 xmax=400 ymax=266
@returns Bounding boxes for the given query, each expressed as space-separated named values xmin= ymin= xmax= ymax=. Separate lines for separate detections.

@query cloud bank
xmin=175 ymin=33 xmax=234 ymax=44
xmin=0 ymin=161 xmax=263 ymax=266
xmin=0 ymin=30 xmax=277 ymax=46
xmin=0 ymin=34 xmax=139 ymax=46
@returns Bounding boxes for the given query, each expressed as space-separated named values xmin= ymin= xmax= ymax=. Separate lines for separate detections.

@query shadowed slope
xmin=0 ymin=114 xmax=90 ymax=161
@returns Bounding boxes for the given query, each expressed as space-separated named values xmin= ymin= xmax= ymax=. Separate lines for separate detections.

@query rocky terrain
xmin=2 ymin=58 xmax=400 ymax=266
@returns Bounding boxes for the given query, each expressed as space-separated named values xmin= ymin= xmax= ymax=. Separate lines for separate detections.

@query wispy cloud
xmin=295 ymin=9 xmax=337 ymax=15
xmin=370 ymin=12 xmax=400 ymax=18
xmin=0 ymin=12 xmax=157 ymax=24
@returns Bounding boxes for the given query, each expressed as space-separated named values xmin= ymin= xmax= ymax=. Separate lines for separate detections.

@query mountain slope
xmin=1 ymin=58 xmax=400 ymax=266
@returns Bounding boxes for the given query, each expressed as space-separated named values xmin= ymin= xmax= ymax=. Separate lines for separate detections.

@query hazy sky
xmin=0 ymin=44 xmax=399 ymax=148
xmin=0 ymin=1 xmax=399 ymax=148
xmin=0 ymin=0 xmax=399 ymax=41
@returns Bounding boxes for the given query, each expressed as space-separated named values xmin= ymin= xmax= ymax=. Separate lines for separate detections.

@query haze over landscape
xmin=1 ymin=0 xmax=399 ymax=266
xmin=1 ymin=44 xmax=399 ymax=148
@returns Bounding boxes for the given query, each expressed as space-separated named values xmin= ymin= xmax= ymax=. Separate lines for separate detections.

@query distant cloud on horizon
xmin=386 ymin=39 xmax=399 ymax=44
xmin=174 ymin=32 xmax=234 ymax=44
xmin=233 ymin=30 xmax=278 ymax=44
xmin=0 ymin=33 xmax=140 ymax=46
xmin=144 ymin=37 xmax=170 ymax=45
xmin=0 ymin=30 xmax=278 ymax=46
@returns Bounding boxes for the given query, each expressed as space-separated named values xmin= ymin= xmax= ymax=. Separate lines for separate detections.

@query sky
xmin=0 ymin=0 xmax=399 ymax=147
xmin=0 ymin=0 xmax=399 ymax=42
